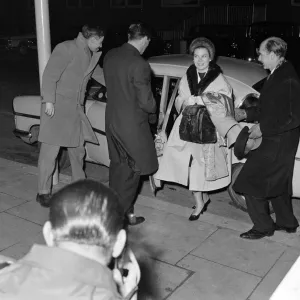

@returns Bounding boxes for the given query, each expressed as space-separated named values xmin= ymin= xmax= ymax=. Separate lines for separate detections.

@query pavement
xmin=0 ymin=157 xmax=300 ymax=299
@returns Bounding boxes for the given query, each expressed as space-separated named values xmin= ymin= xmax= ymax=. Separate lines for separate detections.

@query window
xmin=152 ymin=75 xmax=180 ymax=136
xmin=66 ymin=0 xmax=95 ymax=8
xmin=161 ymin=0 xmax=200 ymax=7
xmin=165 ymin=78 xmax=180 ymax=137
xmin=110 ymin=0 xmax=143 ymax=8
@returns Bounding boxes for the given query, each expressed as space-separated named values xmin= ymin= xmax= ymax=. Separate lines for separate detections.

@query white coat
xmin=154 ymin=72 xmax=233 ymax=191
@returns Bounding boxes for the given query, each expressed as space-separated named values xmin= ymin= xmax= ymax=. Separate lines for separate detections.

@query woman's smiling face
xmin=193 ymin=47 xmax=211 ymax=73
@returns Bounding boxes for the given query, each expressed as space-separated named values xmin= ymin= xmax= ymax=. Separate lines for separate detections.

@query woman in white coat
xmin=153 ymin=37 xmax=234 ymax=221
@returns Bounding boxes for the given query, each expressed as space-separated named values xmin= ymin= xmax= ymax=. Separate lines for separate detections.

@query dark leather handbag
xmin=179 ymin=104 xmax=217 ymax=144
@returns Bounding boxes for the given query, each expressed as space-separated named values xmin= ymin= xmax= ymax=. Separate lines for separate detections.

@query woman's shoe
xmin=192 ymin=198 xmax=210 ymax=209
xmin=189 ymin=199 xmax=211 ymax=221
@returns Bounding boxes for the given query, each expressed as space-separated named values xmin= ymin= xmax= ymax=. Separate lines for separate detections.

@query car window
xmin=165 ymin=78 xmax=180 ymax=137
xmin=150 ymin=75 xmax=164 ymax=137
xmin=86 ymin=79 xmax=107 ymax=103
xmin=152 ymin=75 xmax=164 ymax=108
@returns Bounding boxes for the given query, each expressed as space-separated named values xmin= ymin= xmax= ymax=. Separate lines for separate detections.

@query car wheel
xmin=37 ymin=143 xmax=71 ymax=170
xmin=228 ymin=163 xmax=274 ymax=214
xmin=20 ymin=125 xmax=40 ymax=144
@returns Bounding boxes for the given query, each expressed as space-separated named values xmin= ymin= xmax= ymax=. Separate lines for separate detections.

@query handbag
xmin=179 ymin=104 xmax=217 ymax=144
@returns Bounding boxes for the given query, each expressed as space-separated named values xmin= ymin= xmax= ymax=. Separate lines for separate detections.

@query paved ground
xmin=0 ymin=157 xmax=300 ymax=299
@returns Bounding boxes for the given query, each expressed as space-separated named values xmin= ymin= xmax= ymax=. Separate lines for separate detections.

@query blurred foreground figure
xmin=0 ymin=180 xmax=140 ymax=300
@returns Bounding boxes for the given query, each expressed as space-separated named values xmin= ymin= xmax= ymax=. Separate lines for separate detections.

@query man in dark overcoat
xmin=37 ymin=25 xmax=106 ymax=207
xmin=233 ymin=37 xmax=300 ymax=239
xmin=103 ymin=23 xmax=158 ymax=225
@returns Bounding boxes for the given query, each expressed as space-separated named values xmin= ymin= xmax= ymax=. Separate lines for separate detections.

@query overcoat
xmin=154 ymin=64 xmax=233 ymax=191
xmin=38 ymin=33 xmax=105 ymax=147
xmin=234 ymin=61 xmax=300 ymax=197
xmin=104 ymin=43 xmax=158 ymax=175
xmin=0 ymin=244 xmax=122 ymax=299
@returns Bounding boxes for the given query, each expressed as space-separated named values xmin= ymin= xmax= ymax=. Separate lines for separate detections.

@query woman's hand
xmin=181 ymin=95 xmax=196 ymax=111
xmin=113 ymin=249 xmax=141 ymax=300
xmin=45 ymin=102 xmax=55 ymax=117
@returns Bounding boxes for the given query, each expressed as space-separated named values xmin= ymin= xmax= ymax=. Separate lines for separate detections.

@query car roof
xmin=149 ymin=54 xmax=267 ymax=87
xmin=149 ymin=54 xmax=267 ymax=106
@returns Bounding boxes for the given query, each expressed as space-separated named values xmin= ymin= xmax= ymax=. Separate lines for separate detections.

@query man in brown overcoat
xmin=104 ymin=23 xmax=158 ymax=225
xmin=36 ymin=25 xmax=105 ymax=207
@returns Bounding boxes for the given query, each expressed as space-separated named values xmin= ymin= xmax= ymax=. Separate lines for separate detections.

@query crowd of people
xmin=0 ymin=22 xmax=299 ymax=299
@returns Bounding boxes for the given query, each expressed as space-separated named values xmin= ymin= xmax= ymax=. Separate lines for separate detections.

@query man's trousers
xmin=245 ymin=191 xmax=299 ymax=232
xmin=38 ymin=142 xmax=85 ymax=194
xmin=109 ymin=160 xmax=140 ymax=215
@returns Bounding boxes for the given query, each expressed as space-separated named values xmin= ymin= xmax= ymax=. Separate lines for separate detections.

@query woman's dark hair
xmin=82 ymin=24 xmax=105 ymax=39
xmin=189 ymin=37 xmax=215 ymax=60
xmin=49 ymin=180 xmax=124 ymax=252
xmin=128 ymin=22 xmax=152 ymax=41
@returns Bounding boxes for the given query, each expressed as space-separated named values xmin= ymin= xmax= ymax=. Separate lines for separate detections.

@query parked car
xmin=234 ymin=22 xmax=300 ymax=69
xmin=14 ymin=54 xmax=300 ymax=212
xmin=0 ymin=33 xmax=37 ymax=55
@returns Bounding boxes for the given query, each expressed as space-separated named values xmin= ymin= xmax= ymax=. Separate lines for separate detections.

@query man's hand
xmin=113 ymin=249 xmax=140 ymax=300
xmin=248 ymin=123 xmax=262 ymax=139
xmin=45 ymin=102 xmax=55 ymax=117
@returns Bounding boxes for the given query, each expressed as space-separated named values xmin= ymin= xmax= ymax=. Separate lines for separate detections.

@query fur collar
xmin=186 ymin=62 xmax=222 ymax=96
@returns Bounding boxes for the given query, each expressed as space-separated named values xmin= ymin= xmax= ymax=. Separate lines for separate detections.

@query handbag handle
xmin=161 ymin=79 xmax=180 ymax=133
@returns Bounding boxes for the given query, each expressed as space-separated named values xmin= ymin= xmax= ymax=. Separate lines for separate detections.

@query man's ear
xmin=42 ymin=221 xmax=55 ymax=247
xmin=112 ymin=229 xmax=126 ymax=258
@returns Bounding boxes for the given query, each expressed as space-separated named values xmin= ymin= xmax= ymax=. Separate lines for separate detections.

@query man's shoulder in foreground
xmin=0 ymin=244 xmax=121 ymax=300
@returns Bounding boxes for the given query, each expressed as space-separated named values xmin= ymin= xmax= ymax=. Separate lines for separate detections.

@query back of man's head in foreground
xmin=43 ymin=179 xmax=126 ymax=264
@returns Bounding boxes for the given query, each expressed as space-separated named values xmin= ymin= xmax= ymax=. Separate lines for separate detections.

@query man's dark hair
xmin=49 ymin=180 xmax=124 ymax=252
xmin=82 ymin=24 xmax=105 ymax=39
xmin=128 ymin=22 xmax=152 ymax=41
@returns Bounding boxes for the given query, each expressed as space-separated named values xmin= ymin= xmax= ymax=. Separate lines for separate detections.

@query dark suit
xmin=234 ymin=61 xmax=300 ymax=232
xmin=104 ymin=43 xmax=158 ymax=214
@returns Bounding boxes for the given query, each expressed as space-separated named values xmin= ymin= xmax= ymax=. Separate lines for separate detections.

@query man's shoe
xmin=36 ymin=193 xmax=52 ymax=208
xmin=275 ymin=224 xmax=298 ymax=234
xmin=126 ymin=214 xmax=145 ymax=226
xmin=240 ymin=229 xmax=274 ymax=240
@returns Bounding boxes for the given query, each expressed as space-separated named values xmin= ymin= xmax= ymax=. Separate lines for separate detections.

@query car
xmin=14 ymin=54 xmax=300 ymax=212
xmin=234 ymin=22 xmax=300 ymax=69
xmin=0 ymin=33 xmax=37 ymax=55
